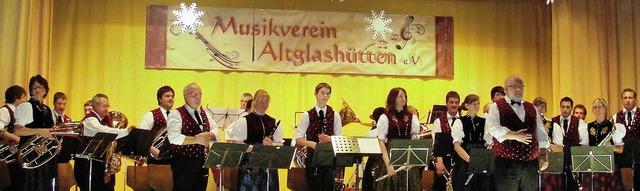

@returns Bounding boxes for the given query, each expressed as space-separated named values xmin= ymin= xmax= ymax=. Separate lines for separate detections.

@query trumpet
xmin=150 ymin=127 xmax=171 ymax=159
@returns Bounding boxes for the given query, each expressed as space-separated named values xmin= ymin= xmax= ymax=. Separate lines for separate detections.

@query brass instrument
xmin=598 ymin=123 xmax=616 ymax=147
xmin=339 ymin=98 xmax=361 ymax=126
xmin=104 ymin=140 xmax=121 ymax=183
xmin=293 ymin=145 xmax=307 ymax=168
xmin=17 ymin=134 xmax=61 ymax=169
xmin=150 ymin=127 xmax=171 ymax=159
xmin=108 ymin=111 xmax=128 ymax=129
xmin=0 ymin=141 xmax=18 ymax=163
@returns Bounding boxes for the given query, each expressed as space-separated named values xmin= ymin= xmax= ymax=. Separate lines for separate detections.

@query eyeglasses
xmin=33 ymin=85 xmax=44 ymax=90
xmin=187 ymin=92 xmax=203 ymax=97
xmin=508 ymin=85 xmax=525 ymax=90
xmin=592 ymin=105 xmax=604 ymax=110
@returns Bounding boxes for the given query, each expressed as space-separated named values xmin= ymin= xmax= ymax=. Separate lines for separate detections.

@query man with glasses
xmin=167 ymin=83 xmax=219 ymax=191
xmin=486 ymin=75 xmax=549 ymax=191
xmin=611 ymin=88 xmax=640 ymax=190
xmin=548 ymin=97 xmax=588 ymax=191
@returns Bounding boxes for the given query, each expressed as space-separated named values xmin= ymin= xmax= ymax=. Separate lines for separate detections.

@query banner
xmin=146 ymin=5 xmax=454 ymax=77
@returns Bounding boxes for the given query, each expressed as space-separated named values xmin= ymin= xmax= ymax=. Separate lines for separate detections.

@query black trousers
xmin=171 ymin=158 xmax=207 ymax=191
xmin=74 ymin=158 xmax=115 ymax=191
xmin=433 ymin=155 xmax=453 ymax=191
xmin=305 ymin=166 xmax=337 ymax=191
xmin=494 ymin=157 xmax=538 ymax=191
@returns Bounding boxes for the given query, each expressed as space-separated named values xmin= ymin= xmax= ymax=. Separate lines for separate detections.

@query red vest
xmin=616 ymin=108 xmax=640 ymax=141
xmin=438 ymin=115 xmax=453 ymax=134
xmin=551 ymin=115 xmax=580 ymax=145
xmin=493 ymin=98 xmax=539 ymax=161
xmin=384 ymin=110 xmax=413 ymax=140
xmin=2 ymin=105 xmax=15 ymax=133
xmin=150 ymin=108 xmax=167 ymax=133
xmin=82 ymin=111 xmax=113 ymax=128
xmin=170 ymin=106 xmax=210 ymax=159
xmin=305 ymin=106 xmax=336 ymax=157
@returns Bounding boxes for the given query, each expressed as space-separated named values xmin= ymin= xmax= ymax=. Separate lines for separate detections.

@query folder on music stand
xmin=571 ymin=146 xmax=614 ymax=173
xmin=77 ymin=132 xmax=118 ymax=161
xmin=388 ymin=139 xmax=431 ymax=167
xmin=248 ymin=145 xmax=296 ymax=169
xmin=468 ymin=148 xmax=495 ymax=174
xmin=312 ymin=143 xmax=355 ymax=167
xmin=541 ymin=151 xmax=564 ymax=174
xmin=330 ymin=136 xmax=382 ymax=191
xmin=203 ymin=142 xmax=248 ymax=169
xmin=118 ymin=128 xmax=154 ymax=157
xmin=206 ymin=107 xmax=245 ymax=130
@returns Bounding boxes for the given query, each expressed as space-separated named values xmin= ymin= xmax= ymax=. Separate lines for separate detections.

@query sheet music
xmin=357 ymin=137 xmax=381 ymax=154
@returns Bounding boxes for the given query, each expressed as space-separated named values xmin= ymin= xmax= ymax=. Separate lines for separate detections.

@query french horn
xmin=109 ymin=111 xmax=128 ymax=129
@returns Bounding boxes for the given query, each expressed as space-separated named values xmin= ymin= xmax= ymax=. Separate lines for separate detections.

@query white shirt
xmin=0 ymin=104 xmax=17 ymax=131
xmin=434 ymin=113 xmax=462 ymax=144
xmin=226 ymin=113 xmax=285 ymax=143
xmin=486 ymin=96 xmax=549 ymax=148
xmin=551 ymin=115 xmax=588 ymax=146
xmin=293 ymin=105 xmax=343 ymax=140
xmin=377 ymin=113 xmax=420 ymax=142
xmin=611 ymin=107 xmax=638 ymax=145
xmin=137 ymin=107 xmax=170 ymax=130
xmin=167 ymin=104 xmax=220 ymax=145
xmin=14 ymin=99 xmax=55 ymax=127
xmin=82 ymin=110 xmax=129 ymax=139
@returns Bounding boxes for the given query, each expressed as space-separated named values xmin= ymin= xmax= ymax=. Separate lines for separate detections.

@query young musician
xmin=137 ymin=85 xmax=175 ymax=190
xmin=549 ymin=97 xmax=588 ymax=191
xmin=0 ymin=85 xmax=26 ymax=191
xmin=431 ymin=91 xmax=462 ymax=191
xmin=375 ymin=87 xmax=421 ymax=191
xmin=226 ymin=89 xmax=284 ymax=191
xmin=52 ymin=91 xmax=79 ymax=191
xmin=452 ymin=94 xmax=493 ymax=191
xmin=295 ymin=83 xmax=343 ymax=191
xmin=166 ymin=83 xmax=218 ymax=191
xmin=573 ymin=104 xmax=587 ymax=121
xmin=363 ymin=107 xmax=385 ymax=191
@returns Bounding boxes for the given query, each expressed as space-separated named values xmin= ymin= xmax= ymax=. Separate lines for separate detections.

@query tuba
xmin=0 ymin=141 xmax=18 ymax=163
xmin=109 ymin=111 xmax=128 ymax=129
xmin=103 ymin=111 xmax=127 ymax=182
xmin=17 ymin=134 xmax=61 ymax=169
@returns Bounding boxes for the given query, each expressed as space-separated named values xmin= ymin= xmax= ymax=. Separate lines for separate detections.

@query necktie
xmin=628 ymin=111 xmax=633 ymax=126
xmin=166 ymin=110 xmax=170 ymax=116
xmin=319 ymin=110 xmax=325 ymax=122
xmin=57 ymin=115 xmax=63 ymax=123
xmin=451 ymin=117 xmax=457 ymax=126
xmin=511 ymin=101 xmax=521 ymax=106
xmin=563 ymin=119 xmax=568 ymax=132
xmin=194 ymin=110 xmax=203 ymax=126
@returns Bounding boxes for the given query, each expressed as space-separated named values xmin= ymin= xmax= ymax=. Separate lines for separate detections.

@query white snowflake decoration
xmin=172 ymin=2 xmax=205 ymax=34
xmin=364 ymin=10 xmax=393 ymax=40
xmin=546 ymin=0 xmax=554 ymax=4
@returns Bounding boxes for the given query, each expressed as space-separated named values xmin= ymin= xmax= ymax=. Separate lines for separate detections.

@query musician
xmin=84 ymin=100 xmax=92 ymax=115
xmin=532 ymin=97 xmax=550 ymax=133
xmin=452 ymin=94 xmax=493 ymax=191
xmin=294 ymin=83 xmax=343 ymax=191
xmin=13 ymin=75 xmax=60 ymax=191
xmin=52 ymin=91 xmax=79 ymax=191
xmin=166 ymin=83 xmax=218 ymax=191
xmin=0 ymin=85 xmax=26 ymax=190
xmin=431 ymin=91 xmax=462 ymax=191
xmin=611 ymin=88 xmax=640 ymax=190
xmin=240 ymin=92 xmax=252 ymax=110
xmin=375 ymin=87 xmax=421 ymax=191
xmin=549 ymin=97 xmax=588 ymax=191
xmin=74 ymin=93 xmax=131 ymax=191
xmin=363 ymin=107 xmax=385 ymax=191
xmin=490 ymin=86 xmax=505 ymax=102
xmin=573 ymin=104 xmax=587 ymax=121
xmin=137 ymin=85 xmax=175 ymax=190
xmin=226 ymin=89 xmax=284 ymax=191
xmin=584 ymin=98 xmax=624 ymax=190
xmin=486 ymin=75 xmax=549 ymax=191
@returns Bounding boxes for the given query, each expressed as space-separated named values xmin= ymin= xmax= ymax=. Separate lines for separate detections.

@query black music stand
xmin=75 ymin=132 xmax=118 ymax=191
xmin=206 ymin=107 xmax=245 ymax=131
xmin=571 ymin=146 xmax=614 ymax=191
xmin=538 ymin=151 xmax=563 ymax=191
xmin=428 ymin=105 xmax=447 ymax=124
xmin=118 ymin=128 xmax=154 ymax=188
xmin=388 ymin=139 xmax=431 ymax=191
xmin=203 ymin=142 xmax=249 ymax=191
xmin=468 ymin=148 xmax=495 ymax=174
xmin=248 ymin=145 xmax=296 ymax=191
xmin=330 ymin=136 xmax=382 ymax=191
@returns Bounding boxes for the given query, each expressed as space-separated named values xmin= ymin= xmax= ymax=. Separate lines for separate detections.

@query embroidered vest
xmin=493 ymin=98 xmax=539 ymax=161
xmin=551 ymin=115 xmax=580 ymax=145
xmin=170 ymin=106 xmax=210 ymax=159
